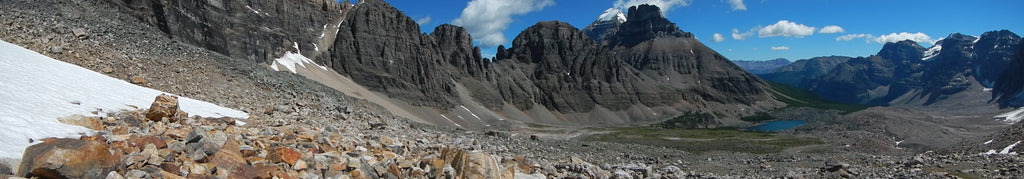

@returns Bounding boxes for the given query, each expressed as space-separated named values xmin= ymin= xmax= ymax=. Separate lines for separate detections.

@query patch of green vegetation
xmin=767 ymin=82 xmax=870 ymax=114
xmin=650 ymin=112 xmax=716 ymax=129
xmin=740 ymin=112 xmax=775 ymax=122
xmin=583 ymin=127 xmax=825 ymax=154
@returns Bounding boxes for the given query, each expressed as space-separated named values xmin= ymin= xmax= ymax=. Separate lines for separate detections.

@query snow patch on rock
xmin=994 ymin=108 xmax=1024 ymax=124
xmin=597 ymin=8 xmax=626 ymax=23
xmin=270 ymin=51 xmax=329 ymax=73
xmin=922 ymin=44 xmax=942 ymax=61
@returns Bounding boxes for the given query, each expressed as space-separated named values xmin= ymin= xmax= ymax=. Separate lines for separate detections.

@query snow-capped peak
xmin=921 ymin=44 xmax=942 ymax=61
xmin=597 ymin=8 xmax=627 ymax=23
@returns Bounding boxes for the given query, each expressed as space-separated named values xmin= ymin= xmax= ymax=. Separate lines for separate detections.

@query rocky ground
xmin=2 ymin=0 xmax=1024 ymax=178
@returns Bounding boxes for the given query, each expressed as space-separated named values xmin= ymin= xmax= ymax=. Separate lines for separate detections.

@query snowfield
xmin=994 ymin=107 xmax=1024 ymax=124
xmin=0 ymin=40 xmax=248 ymax=159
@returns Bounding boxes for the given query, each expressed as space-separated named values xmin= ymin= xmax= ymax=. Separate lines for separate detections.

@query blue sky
xmin=379 ymin=0 xmax=1022 ymax=61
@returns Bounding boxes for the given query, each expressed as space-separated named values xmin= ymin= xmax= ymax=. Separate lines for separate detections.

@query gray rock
xmin=125 ymin=170 xmax=147 ymax=178
xmin=0 ymin=161 xmax=11 ymax=175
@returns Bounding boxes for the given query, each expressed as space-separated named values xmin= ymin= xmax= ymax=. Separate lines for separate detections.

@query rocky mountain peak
xmin=597 ymin=8 xmax=627 ymax=23
xmin=626 ymin=4 xmax=665 ymax=22
xmin=604 ymin=4 xmax=693 ymax=47
xmin=583 ymin=9 xmax=626 ymax=42
xmin=973 ymin=30 xmax=1021 ymax=87
xmin=877 ymin=40 xmax=925 ymax=63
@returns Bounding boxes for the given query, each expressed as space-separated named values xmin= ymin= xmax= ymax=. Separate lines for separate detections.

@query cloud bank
xmin=453 ymin=0 xmax=555 ymax=48
xmin=836 ymin=32 xmax=936 ymax=44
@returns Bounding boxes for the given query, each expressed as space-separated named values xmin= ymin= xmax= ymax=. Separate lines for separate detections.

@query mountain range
xmin=732 ymin=58 xmax=792 ymax=74
xmin=762 ymin=30 xmax=1022 ymax=106
xmin=107 ymin=0 xmax=781 ymax=128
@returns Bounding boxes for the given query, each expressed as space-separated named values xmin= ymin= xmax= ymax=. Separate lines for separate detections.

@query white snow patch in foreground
xmin=985 ymin=139 xmax=994 ymax=145
xmin=0 ymin=40 xmax=248 ymax=159
xmin=922 ymin=44 xmax=942 ymax=61
xmin=270 ymin=51 xmax=329 ymax=73
xmin=994 ymin=108 xmax=1024 ymax=124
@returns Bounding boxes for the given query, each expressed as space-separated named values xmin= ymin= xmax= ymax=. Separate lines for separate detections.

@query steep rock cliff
xmin=107 ymin=0 xmax=347 ymax=63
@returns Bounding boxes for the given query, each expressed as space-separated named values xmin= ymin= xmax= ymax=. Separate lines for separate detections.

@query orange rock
xmin=240 ymin=149 xmax=258 ymax=158
xmin=110 ymin=126 xmax=130 ymax=135
xmin=79 ymin=135 xmax=107 ymax=143
xmin=268 ymin=147 xmax=301 ymax=165
xmin=58 ymin=114 xmax=103 ymax=130
xmin=145 ymin=94 xmax=179 ymax=122
xmin=129 ymin=135 xmax=167 ymax=150
xmin=130 ymin=76 xmax=146 ymax=85
xmin=229 ymin=164 xmax=281 ymax=179
xmin=164 ymin=129 xmax=189 ymax=139
xmin=209 ymin=138 xmax=245 ymax=172
xmin=17 ymin=138 xmax=120 ymax=178
xmin=326 ymin=163 xmax=347 ymax=177
xmin=159 ymin=170 xmax=186 ymax=179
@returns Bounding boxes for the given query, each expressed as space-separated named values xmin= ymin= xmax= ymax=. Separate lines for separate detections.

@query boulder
xmin=145 ymin=94 xmax=179 ymax=122
xmin=464 ymin=152 xmax=502 ymax=179
xmin=209 ymin=138 xmax=246 ymax=172
xmin=17 ymin=138 xmax=120 ymax=179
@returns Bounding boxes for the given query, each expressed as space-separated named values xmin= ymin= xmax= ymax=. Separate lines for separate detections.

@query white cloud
xmin=727 ymin=0 xmax=747 ymax=11
xmin=874 ymin=32 xmax=935 ymax=44
xmin=732 ymin=28 xmax=754 ymax=40
xmin=770 ymin=46 xmax=790 ymax=50
xmin=712 ymin=33 xmax=725 ymax=42
xmin=453 ymin=0 xmax=555 ymax=48
xmin=416 ymin=16 xmax=432 ymax=25
xmin=835 ymin=34 xmax=873 ymax=42
xmin=614 ymin=0 xmax=692 ymax=12
xmin=758 ymin=20 xmax=815 ymax=38
xmin=818 ymin=25 xmax=844 ymax=34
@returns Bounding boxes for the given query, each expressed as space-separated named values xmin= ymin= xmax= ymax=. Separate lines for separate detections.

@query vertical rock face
xmin=430 ymin=24 xmax=489 ymax=78
xmin=972 ymin=30 xmax=1022 ymax=87
xmin=992 ymin=42 xmax=1024 ymax=108
xmin=109 ymin=0 xmax=348 ymax=63
xmin=495 ymin=21 xmax=678 ymax=112
xmin=319 ymin=0 xmax=462 ymax=108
